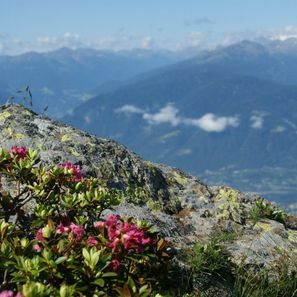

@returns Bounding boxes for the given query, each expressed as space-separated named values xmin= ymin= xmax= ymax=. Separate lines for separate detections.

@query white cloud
xmin=270 ymin=25 xmax=297 ymax=41
xmin=0 ymin=32 xmax=162 ymax=55
xmin=143 ymin=104 xmax=181 ymax=126
xmin=250 ymin=111 xmax=268 ymax=129
xmin=140 ymin=36 xmax=156 ymax=49
xmin=250 ymin=115 xmax=264 ymax=129
xmin=174 ymin=31 xmax=211 ymax=50
xmin=0 ymin=32 xmax=84 ymax=55
xmin=116 ymin=103 xmax=239 ymax=132
xmin=80 ymin=93 xmax=94 ymax=102
xmin=219 ymin=30 xmax=264 ymax=46
xmin=185 ymin=113 xmax=239 ymax=132
xmin=3 ymin=26 xmax=297 ymax=56
xmin=19 ymin=30 xmax=204 ymax=53
xmin=177 ymin=148 xmax=192 ymax=156
xmin=35 ymin=33 xmax=158 ymax=53
xmin=36 ymin=32 xmax=83 ymax=51
xmin=115 ymin=104 xmax=145 ymax=114
xmin=221 ymin=25 xmax=297 ymax=44
xmin=271 ymin=125 xmax=286 ymax=133
xmin=189 ymin=31 xmax=204 ymax=46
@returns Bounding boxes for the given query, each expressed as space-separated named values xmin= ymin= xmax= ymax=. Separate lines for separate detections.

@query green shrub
xmin=0 ymin=146 xmax=173 ymax=296
xmin=189 ymin=232 xmax=235 ymax=279
xmin=249 ymin=198 xmax=288 ymax=224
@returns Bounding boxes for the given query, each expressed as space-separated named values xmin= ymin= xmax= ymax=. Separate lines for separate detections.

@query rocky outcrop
xmin=1 ymin=104 xmax=297 ymax=295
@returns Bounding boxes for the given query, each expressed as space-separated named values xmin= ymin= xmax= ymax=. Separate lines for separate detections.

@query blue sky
xmin=1 ymin=0 xmax=297 ymax=54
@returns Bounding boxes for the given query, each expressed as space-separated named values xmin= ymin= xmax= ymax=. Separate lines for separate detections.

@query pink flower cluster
xmin=33 ymin=223 xmax=85 ymax=252
xmin=57 ymin=222 xmax=85 ymax=242
xmin=91 ymin=215 xmax=152 ymax=271
xmin=94 ymin=214 xmax=151 ymax=253
xmin=33 ymin=243 xmax=42 ymax=252
xmin=0 ymin=291 xmax=23 ymax=297
xmin=9 ymin=146 xmax=27 ymax=160
xmin=86 ymin=236 xmax=98 ymax=247
xmin=59 ymin=161 xmax=83 ymax=181
xmin=33 ymin=228 xmax=44 ymax=252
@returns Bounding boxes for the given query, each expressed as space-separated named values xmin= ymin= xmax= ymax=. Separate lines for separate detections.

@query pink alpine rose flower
xmin=10 ymin=146 xmax=27 ymax=160
xmin=69 ymin=223 xmax=85 ymax=242
xmin=36 ymin=228 xmax=44 ymax=242
xmin=0 ymin=291 xmax=14 ymax=297
xmin=0 ymin=291 xmax=22 ymax=297
xmin=59 ymin=161 xmax=83 ymax=181
xmin=87 ymin=236 xmax=99 ymax=247
xmin=102 ymin=214 xmax=152 ymax=253
xmin=33 ymin=243 xmax=42 ymax=252
xmin=123 ymin=227 xmax=151 ymax=252
xmin=94 ymin=221 xmax=106 ymax=229
xmin=56 ymin=222 xmax=70 ymax=234
xmin=111 ymin=259 xmax=120 ymax=272
xmin=109 ymin=238 xmax=121 ymax=253
xmin=56 ymin=222 xmax=84 ymax=242
xmin=106 ymin=214 xmax=121 ymax=226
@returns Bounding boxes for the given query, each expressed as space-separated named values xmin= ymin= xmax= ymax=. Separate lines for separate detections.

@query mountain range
xmin=1 ymin=39 xmax=297 ymax=210
xmin=0 ymin=47 xmax=185 ymax=117
xmin=63 ymin=39 xmax=297 ymax=210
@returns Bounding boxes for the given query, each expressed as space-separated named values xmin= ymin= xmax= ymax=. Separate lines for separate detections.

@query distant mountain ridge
xmin=63 ymin=39 xmax=297 ymax=210
xmin=0 ymin=47 xmax=186 ymax=118
xmin=2 ymin=38 xmax=297 ymax=209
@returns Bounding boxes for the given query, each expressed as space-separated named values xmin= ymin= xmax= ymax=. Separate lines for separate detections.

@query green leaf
xmin=82 ymin=248 xmax=90 ymax=262
xmin=127 ymin=276 xmax=137 ymax=293
xmin=139 ymin=284 xmax=149 ymax=294
xmin=42 ymin=225 xmax=51 ymax=239
xmin=55 ymin=256 xmax=67 ymax=265
xmin=102 ymin=272 xmax=117 ymax=277
xmin=59 ymin=284 xmax=75 ymax=297
xmin=92 ymin=278 xmax=105 ymax=287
